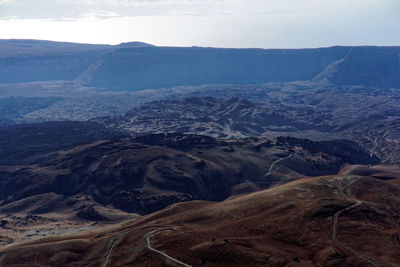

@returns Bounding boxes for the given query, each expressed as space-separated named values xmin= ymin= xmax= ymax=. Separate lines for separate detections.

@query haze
xmin=0 ymin=0 xmax=399 ymax=48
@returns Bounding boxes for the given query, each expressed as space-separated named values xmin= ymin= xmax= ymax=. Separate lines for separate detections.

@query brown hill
xmin=340 ymin=164 xmax=400 ymax=180
xmin=0 ymin=134 xmax=378 ymax=246
xmin=1 ymin=175 xmax=400 ymax=266
xmin=0 ymin=134 xmax=377 ymax=216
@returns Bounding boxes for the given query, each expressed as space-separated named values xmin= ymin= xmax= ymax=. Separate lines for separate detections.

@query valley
xmin=0 ymin=40 xmax=399 ymax=266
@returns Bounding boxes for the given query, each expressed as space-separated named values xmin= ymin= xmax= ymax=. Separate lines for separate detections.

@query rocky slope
xmin=93 ymin=95 xmax=400 ymax=164
xmin=93 ymin=96 xmax=343 ymax=138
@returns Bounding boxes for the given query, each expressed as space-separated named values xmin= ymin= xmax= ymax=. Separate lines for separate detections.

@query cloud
xmin=0 ymin=0 xmax=225 ymax=20
xmin=0 ymin=0 xmax=230 ymax=21
xmin=82 ymin=10 xmax=122 ymax=19
xmin=0 ymin=0 xmax=398 ymax=48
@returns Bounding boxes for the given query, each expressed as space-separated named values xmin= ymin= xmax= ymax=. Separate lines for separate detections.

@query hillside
xmin=2 ymin=175 xmax=400 ymax=266
xmin=0 ymin=121 xmax=127 ymax=165
xmin=0 ymin=134 xmax=377 ymax=212
xmin=0 ymin=133 xmax=379 ymax=246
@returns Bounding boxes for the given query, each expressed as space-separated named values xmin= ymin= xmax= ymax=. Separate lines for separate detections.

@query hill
xmin=2 ymin=175 xmax=400 ymax=266
xmin=0 ymin=133 xmax=377 ymax=213
xmin=0 ymin=133 xmax=379 ymax=245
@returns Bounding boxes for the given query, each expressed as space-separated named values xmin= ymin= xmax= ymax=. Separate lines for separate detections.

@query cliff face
xmin=0 ymin=40 xmax=110 ymax=83
xmin=86 ymin=46 xmax=350 ymax=91
xmin=0 ymin=52 xmax=99 ymax=83
xmin=1 ymin=41 xmax=399 ymax=90
xmin=317 ymin=46 xmax=400 ymax=88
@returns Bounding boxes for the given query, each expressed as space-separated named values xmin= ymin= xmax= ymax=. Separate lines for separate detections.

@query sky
xmin=0 ymin=0 xmax=399 ymax=48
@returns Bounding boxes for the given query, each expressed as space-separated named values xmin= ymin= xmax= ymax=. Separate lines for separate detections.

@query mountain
xmin=0 ymin=40 xmax=109 ymax=83
xmin=0 ymin=40 xmax=399 ymax=90
xmin=0 ymin=39 xmax=111 ymax=57
xmin=116 ymin=42 xmax=156 ymax=48
xmin=83 ymin=46 xmax=400 ymax=91
xmin=2 ymin=175 xmax=400 ymax=266
xmin=84 ymin=46 xmax=350 ymax=91
xmin=0 ymin=39 xmax=151 ymax=84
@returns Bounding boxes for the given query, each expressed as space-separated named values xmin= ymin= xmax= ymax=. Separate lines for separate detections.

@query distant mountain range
xmin=0 ymin=40 xmax=399 ymax=90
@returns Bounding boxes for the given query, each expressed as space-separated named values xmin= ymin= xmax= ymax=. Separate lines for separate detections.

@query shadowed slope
xmin=0 ymin=134 xmax=377 ymax=216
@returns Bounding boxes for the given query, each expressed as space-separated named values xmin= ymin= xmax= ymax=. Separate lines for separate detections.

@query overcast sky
xmin=0 ymin=0 xmax=399 ymax=48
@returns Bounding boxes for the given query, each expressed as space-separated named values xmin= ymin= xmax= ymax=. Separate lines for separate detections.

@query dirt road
xmin=102 ymin=224 xmax=192 ymax=267
xmin=331 ymin=177 xmax=385 ymax=267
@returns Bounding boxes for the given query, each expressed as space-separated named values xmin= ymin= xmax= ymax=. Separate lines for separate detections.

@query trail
xmin=331 ymin=177 xmax=385 ymax=267
xmin=102 ymin=225 xmax=191 ymax=267
xmin=146 ymin=228 xmax=192 ymax=267
xmin=102 ymin=225 xmax=170 ymax=267
xmin=253 ymin=153 xmax=293 ymax=185
xmin=265 ymin=154 xmax=293 ymax=177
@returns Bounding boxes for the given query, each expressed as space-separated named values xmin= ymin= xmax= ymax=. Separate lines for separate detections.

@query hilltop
xmin=2 ymin=175 xmax=400 ymax=266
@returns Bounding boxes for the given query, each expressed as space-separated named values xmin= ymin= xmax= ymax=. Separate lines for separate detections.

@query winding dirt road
xmin=331 ymin=177 xmax=385 ymax=267
xmin=102 ymin=224 xmax=192 ymax=267
xmin=265 ymin=153 xmax=293 ymax=177
xmin=254 ymin=153 xmax=293 ymax=185
xmin=146 ymin=228 xmax=192 ymax=267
